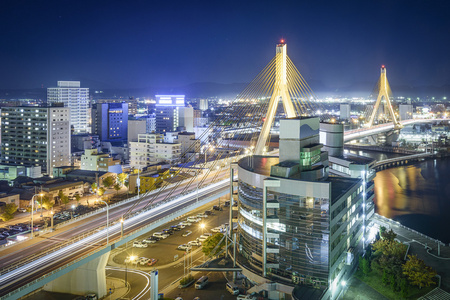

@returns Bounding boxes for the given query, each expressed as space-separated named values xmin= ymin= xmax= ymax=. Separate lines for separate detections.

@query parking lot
xmin=112 ymin=202 xmax=230 ymax=268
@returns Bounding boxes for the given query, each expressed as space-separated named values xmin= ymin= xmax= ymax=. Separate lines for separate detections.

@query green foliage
xmin=0 ymin=203 xmax=17 ymax=221
xmin=202 ymin=233 xmax=225 ymax=256
xmin=372 ymin=238 xmax=406 ymax=260
xmin=400 ymin=278 xmax=408 ymax=298
xmin=114 ymin=183 xmax=121 ymax=194
xmin=61 ymin=195 xmax=70 ymax=208
xmin=402 ymin=254 xmax=437 ymax=289
xmin=74 ymin=194 xmax=81 ymax=203
xmin=362 ymin=257 xmax=371 ymax=276
xmin=41 ymin=196 xmax=54 ymax=211
xmin=381 ymin=229 xmax=397 ymax=242
xmin=58 ymin=190 xmax=65 ymax=200
xmin=379 ymin=226 xmax=386 ymax=236
xmin=102 ymin=176 xmax=115 ymax=188
xmin=389 ymin=274 xmax=397 ymax=292
xmin=118 ymin=173 xmax=128 ymax=186
xmin=179 ymin=274 xmax=194 ymax=285
xmin=91 ymin=182 xmax=98 ymax=191
xmin=382 ymin=270 xmax=389 ymax=286
xmin=97 ymin=187 xmax=105 ymax=196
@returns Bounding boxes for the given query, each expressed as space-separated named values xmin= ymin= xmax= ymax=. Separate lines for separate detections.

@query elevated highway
xmin=0 ymin=173 xmax=230 ymax=299
xmin=343 ymin=118 xmax=447 ymax=142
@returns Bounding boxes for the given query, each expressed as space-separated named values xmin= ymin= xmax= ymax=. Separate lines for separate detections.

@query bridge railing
xmin=0 ymin=178 xmax=228 ymax=277
xmin=0 ymin=181 xmax=230 ymax=300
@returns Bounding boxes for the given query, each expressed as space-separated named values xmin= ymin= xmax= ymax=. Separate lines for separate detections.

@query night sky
xmin=1 ymin=0 xmax=449 ymax=90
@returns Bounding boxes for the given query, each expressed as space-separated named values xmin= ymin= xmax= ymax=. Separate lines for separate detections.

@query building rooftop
xmin=67 ymin=170 xmax=109 ymax=177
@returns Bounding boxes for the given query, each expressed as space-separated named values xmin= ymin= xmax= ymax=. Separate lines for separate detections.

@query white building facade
xmin=47 ymin=81 xmax=90 ymax=134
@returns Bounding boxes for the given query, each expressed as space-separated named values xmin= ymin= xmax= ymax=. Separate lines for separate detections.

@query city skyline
xmin=0 ymin=0 xmax=449 ymax=91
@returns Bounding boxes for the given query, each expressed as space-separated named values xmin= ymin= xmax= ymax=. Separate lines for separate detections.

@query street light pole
xmin=96 ymin=200 xmax=110 ymax=244
xmin=120 ymin=217 xmax=124 ymax=237
xmin=50 ymin=209 xmax=54 ymax=230
xmin=30 ymin=193 xmax=43 ymax=239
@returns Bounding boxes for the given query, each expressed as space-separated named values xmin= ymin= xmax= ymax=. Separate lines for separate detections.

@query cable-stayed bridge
xmin=0 ymin=41 xmax=443 ymax=299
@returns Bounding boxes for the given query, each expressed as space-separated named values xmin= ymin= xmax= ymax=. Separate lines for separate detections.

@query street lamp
xmin=125 ymin=255 xmax=137 ymax=288
xmin=50 ymin=209 xmax=54 ymax=230
xmin=30 ymin=193 xmax=43 ymax=239
xmin=200 ymin=223 xmax=205 ymax=235
xmin=71 ymin=204 xmax=75 ymax=219
xmin=120 ymin=217 xmax=124 ymax=237
xmin=95 ymin=199 xmax=110 ymax=244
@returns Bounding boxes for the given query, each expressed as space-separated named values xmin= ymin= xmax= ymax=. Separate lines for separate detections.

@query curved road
xmin=0 ymin=174 xmax=230 ymax=298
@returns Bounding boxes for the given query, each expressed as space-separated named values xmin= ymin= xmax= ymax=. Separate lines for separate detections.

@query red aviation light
xmin=381 ymin=65 xmax=385 ymax=68
xmin=280 ymin=39 xmax=285 ymax=43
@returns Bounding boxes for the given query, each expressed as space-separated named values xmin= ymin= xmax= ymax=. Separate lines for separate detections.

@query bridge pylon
xmin=366 ymin=65 xmax=402 ymax=129
xmin=254 ymin=41 xmax=296 ymax=155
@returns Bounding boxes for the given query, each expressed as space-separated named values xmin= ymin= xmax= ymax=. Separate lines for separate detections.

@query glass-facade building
xmin=232 ymin=117 xmax=375 ymax=300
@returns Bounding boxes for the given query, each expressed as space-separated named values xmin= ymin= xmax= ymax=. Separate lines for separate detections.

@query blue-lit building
xmin=91 ymin=102 xmax=128 ymax=142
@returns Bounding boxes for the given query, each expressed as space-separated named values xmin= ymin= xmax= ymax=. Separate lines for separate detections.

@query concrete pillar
xmin=43 ymin=252 xmax=109 ymax=298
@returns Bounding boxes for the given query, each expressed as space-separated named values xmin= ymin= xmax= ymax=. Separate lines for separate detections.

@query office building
xmin=1 ymin=105 xmax=71 ymax=175
xmin=231 ymin=117 xmax=374 ymax=300
xmin=47 ymin=81 xmax=89 ymax=133
xmin=91 ymin=102 xmax=128 ymax=141
xmin=129 ymin=133 xmax=181 ymax=169
xmin=339 ymin=104 xmax=351 ymax=120
xmin=399 ymin=104 xmax=413 ymax=121
xmin=199 ymin=98 xmax=208 ymax=111
xmin=155 ymin=95 xmax=194 ymax=133
xmin=96 ymin=97 xmax=137 ymax=115
xmin=80 ymin=149 xmax=121 ymax=172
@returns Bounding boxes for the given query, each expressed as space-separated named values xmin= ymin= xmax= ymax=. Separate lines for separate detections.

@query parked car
xmin=202 ymin=233 xmax=212 ymax=237
xmin=224 ymin=201 xmax=230 ymax=207
xmin=180 ymin=221 xmax=192 ymax=226
xmin=162 ymin=228 xmax=174 ymax=235
xmin=139 ymin=257 xmax=151 ymax=265
xmin=153 ymin=232 xmax=169 ymax=239
xmin=237 ymin=294 xmax=257 ymax=300
xmin=212 ymin=205 xmax=222 ymax=211
xmin=133 ymin=241 xmax=148 ymax=248
xmin=17 ymin=208 xmax=27 ymax=213
xmin=171 ymin=225 xmax=181 ymax=231
xmin=211 ymin=227 xmax=224 ymax=233
xmin=177 ymin=224 xmax=186 ymax=229
xmin=188 ymin=240 xmax=201 ymax=247
xmin=147 ymin=258 xmax=158 ymax=266
xmin=226 ymin=283 xmax=240 ymax=295
xmin=187 ymin=216 xmax=201 ymax=223
xmin=177 ymin=244 xmax=192 ymax=251
xmin=197 ymin=236 xmax=208 ymax=243
xmin=204 ymin=210 xmax=212 ymax=216
xmin=143 ymin=238 xmax=157 ymax=244
xmin=196 ymin=213 xmax=208 ymax=218
xmin=182 ymin=230 xmax=192 ymax=237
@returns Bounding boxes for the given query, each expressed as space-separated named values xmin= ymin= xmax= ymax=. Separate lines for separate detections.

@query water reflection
xmin=346 ymin=149 xmax=450 ymax=243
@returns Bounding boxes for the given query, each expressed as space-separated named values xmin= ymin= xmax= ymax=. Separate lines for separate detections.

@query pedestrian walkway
xmin=372 ymin=214 xmax=450 ymax=292
xmin=105 ymin=277 xmax=129 ymax=300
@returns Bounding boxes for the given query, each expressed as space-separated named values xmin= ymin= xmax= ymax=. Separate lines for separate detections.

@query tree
xmin=74 ymin=193 xmax=81 ymax=204
xmin=61 ymin=195 xmax=70 ymax=208
xmin=381 ymin=229 xmax=397 ymax=242
xmin=91 ymin=182 xmax=98 ymax=192
xmin=58 ymin=190 xmax=65 ymax=205
xmin=390 ymin=274 xmax=397 ymax=291
xmin=202 ymin=233 xmax=225 ymax=256
xmin=362 ymin=257 xmax=371 ymax=276
xmin=97 ymin=187 xmax=105 ymax=196
xmin=102 ymin=176 xmax=115 ymax=189
xmin=118 ymin=173 xmax=128 ymax=186
xmin=114 ymin=183 xmax=121 ymax=194
xmin=0 ymin=203 xmax=17 ymax=221
xmin=372 ymin=238 xmax=405 ymax=260
xmin=402 ymin=254 xmax=437 ymax=289
xmin=41 ymin=196 xmax=54 ymax=212
xmin=400 ymin=278 xmax=409 ymax=298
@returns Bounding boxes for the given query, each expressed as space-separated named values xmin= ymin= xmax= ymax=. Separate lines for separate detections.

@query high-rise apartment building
xmin=399 ymin=104 xmax=413 ymax=121
xmin=0 ymin=105 xmax=71 ymax=175
xmin=91 ymin=102 xmax=128 ymax=141
xmin=47 ymin=81 xmax=89 ymax=133
xmin=96 ymin=97 xmax=137 ymax=115
xmin=199 ymin=98 xmax=208 ymax=111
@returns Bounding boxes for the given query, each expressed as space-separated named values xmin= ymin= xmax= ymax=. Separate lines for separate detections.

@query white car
xmin=197 ymin=236 xmax=208 ymax=243
xmin=153 ymin=232 xmax=169 ymax=239
xmin=177 ymin=244 xmax=192 ymax=251
xmin=211 ymin=227 xmax=224 ymax=233
xmin=133 ymin=241 xmax=148 ymax=248
xmin=196 ymin=213 xmax=208 ymax=218
xmin=202 ymin=233 xmax=213 ymax=237
xmin=182 ymin=230 xmax=192 ymax=237
xmin=177 ymin=224 xmax=186 ymax=229
xmin=138 ymin=257 xmax=151 ymax=265
xmin=187 ymin=217 xmax=201 ymax=223
xmin=143 ymin=238 xmax=157 ymax=244
xmin=180 ymin=221 xmax=192 ymax=226
xmin=188 ymin=240 xmax=202 ymax=247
